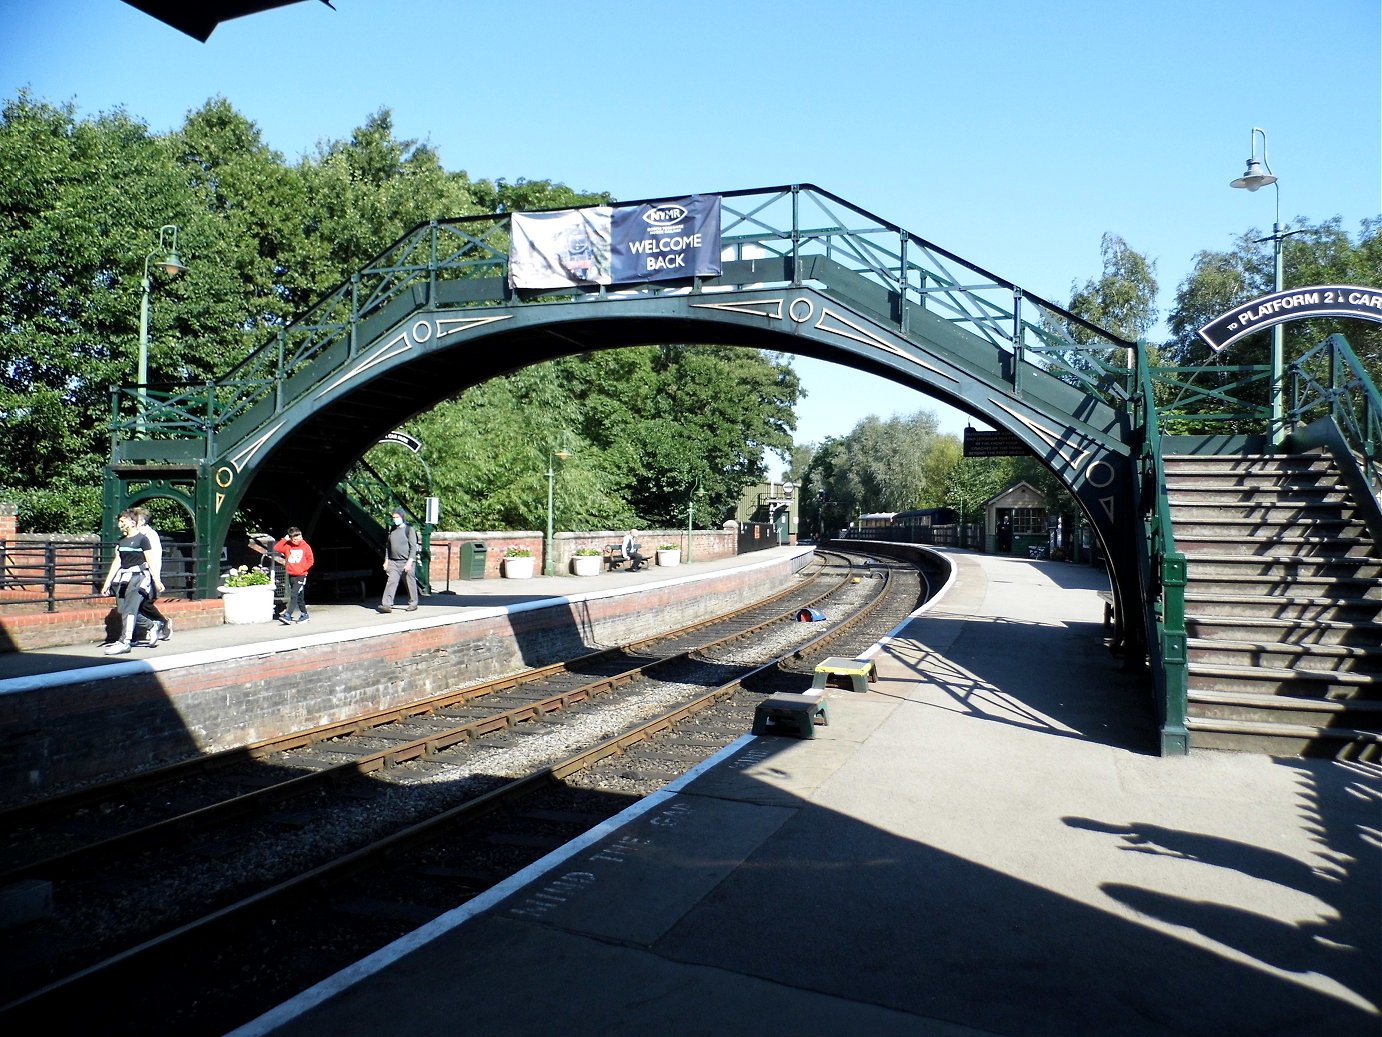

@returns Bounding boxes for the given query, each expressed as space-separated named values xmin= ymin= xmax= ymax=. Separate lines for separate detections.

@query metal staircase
xmin=1166 ymin=450 xmax=1382 ymax=757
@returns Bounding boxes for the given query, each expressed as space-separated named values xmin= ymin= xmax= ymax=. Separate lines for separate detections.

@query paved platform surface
xmin=0 ymin=546 xmax=808 ymax=684
xmin=227 ymin=549 xmax=1380 ymax=1037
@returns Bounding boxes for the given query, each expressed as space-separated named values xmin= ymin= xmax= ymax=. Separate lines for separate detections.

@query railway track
xmin=0 ymin=547 xmax=939 ymax=1034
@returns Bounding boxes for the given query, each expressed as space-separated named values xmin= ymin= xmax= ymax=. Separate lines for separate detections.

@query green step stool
xmin=752 ymin=692 xmax=829 ymax=739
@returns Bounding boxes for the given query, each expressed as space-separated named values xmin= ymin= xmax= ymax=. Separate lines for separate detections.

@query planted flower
xmin=223 ymin=565 xmax=271 ymax=587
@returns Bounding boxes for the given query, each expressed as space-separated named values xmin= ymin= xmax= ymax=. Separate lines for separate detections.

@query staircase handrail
xmin=1287 ymin=333 xmax=1382 ymax=499
xmin=1133 ymin=339 xmax=1189 ymax=754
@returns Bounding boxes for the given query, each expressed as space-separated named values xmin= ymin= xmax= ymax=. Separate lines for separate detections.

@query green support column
xmin=1159 ymin=551 xmax=1189 ymax=755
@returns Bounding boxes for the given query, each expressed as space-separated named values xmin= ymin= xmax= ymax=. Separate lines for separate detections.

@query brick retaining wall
xmin=0 ymin=549 xmax=812 ymax=801
xmin=0 ymin=598 xmax=225 ymax=652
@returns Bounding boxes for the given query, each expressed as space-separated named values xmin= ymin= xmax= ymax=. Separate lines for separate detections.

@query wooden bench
xmin=604 ymin=542 xmax=643 ymax=571
xmin=752 ymin=691 xmax=829 ymax=739
xmin=812 ymin=656 xmax=878 ymax=694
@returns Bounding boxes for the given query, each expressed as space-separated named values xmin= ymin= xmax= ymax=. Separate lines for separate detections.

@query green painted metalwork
xmin=1288 ymin=333 xmax=1382 ymax=495
xmin=106 ymin=184 xmax=1141 ymax=598
xmin=1133 ymin=331 xmax=1382 ymax=754
xmin=98 ymin=180 xmax=1382 ymax=756
xmin=1133 ymin=343 xmax=1189 ymax=756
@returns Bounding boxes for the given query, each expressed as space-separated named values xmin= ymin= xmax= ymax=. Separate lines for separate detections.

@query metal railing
xmin=0 ymin=540 xmax=206 ymax=614
xmin=1288 ymin=333 xmax=1382 ymax=496
xmin=108 ymin=185 xmax=1138 ymax=461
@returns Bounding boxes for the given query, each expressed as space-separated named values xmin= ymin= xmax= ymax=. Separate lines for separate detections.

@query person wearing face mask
xmin=378 ymin=508 xmax=420 ymax=613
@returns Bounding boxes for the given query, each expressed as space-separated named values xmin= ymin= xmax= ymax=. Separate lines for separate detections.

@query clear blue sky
xmin=4 ymin=0 xmax=1379 ymax=465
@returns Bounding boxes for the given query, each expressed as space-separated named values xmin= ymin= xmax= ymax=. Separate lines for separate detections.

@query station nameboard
xmin=963 ymin=428 xmax=1030 ymax=457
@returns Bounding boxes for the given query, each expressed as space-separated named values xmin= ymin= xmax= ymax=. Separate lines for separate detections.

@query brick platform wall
xmin=0 ymin=549 xmax=813 ymax=801
xmin=0 ymin=598 xmax=225 ymax=652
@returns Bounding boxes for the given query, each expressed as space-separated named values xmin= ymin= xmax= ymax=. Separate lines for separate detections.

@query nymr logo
xmin=643 ymin=205 xmax=688 ymax=226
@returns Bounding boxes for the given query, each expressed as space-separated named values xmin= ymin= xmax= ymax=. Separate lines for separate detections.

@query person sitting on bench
xmin=622 ymin=529 xmax=648 ymax=572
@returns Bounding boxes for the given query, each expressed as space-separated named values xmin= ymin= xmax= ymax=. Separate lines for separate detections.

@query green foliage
xmin=362 ymin=344 xmax=799 ymax=532
xmin=797 ymin=410 xmax=945 ymax=532
xmin=0 ymin=90 xmax=638 ymax=534
xmin=1166 ymin=217 xmax=1382 ymax=377
xmin=1066 ymin=233 xmax=1160 ymax=342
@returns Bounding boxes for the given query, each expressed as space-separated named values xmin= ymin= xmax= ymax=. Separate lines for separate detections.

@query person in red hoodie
xmin=263 ymin=526 xmax=315 ymax=624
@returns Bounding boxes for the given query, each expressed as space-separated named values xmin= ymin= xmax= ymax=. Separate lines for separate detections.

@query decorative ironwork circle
xmin=1085 ymin=459 xmax=1115 ymax=488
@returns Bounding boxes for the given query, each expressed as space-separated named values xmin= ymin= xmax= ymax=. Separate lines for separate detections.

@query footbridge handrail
xmin=108 ymin=184 xmax=1137 ymax=456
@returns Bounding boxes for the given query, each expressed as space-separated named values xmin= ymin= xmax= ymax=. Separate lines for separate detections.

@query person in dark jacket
xmin=378 ymin=508 xmax=419 ymax=613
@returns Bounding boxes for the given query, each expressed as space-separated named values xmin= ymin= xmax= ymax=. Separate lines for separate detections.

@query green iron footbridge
xmin=104 ymin=185 xmax=1382 ymax=755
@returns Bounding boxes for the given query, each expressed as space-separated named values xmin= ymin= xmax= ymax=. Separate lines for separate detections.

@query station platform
xmin=229 ymin=549 xmax=1380 ymax=1037
xmin=0 ymin=546 xmax=811 ymax=685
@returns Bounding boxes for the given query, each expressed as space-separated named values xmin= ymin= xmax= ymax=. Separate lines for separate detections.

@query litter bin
xmin=459 ymin=540 xmax=487 ymax=579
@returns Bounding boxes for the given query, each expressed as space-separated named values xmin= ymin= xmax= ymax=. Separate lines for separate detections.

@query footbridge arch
xmin=106 ymin=184 xmax=1147 ymax=664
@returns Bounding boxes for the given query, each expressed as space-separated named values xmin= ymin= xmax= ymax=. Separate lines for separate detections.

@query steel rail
xmin=1 ymin=550 xmax=906 ymax=1025
xmin=0 ymin=553 xmax=832 ymax=832
xmin=0 ymin=553 xmax=850 ymax=884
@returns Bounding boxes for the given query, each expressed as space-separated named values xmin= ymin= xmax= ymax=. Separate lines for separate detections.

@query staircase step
xmin=1185 ymin=715 xmax=1382 ymax=758
xmin=1190 ymin=687 xmax=1382 ymax=715
xmin=1165 ymin=477 xmax=1350 ymax=494
xmin=1187 ymin=660 xmax=1381 ymax=698
xmin=1184 ymin=615 xmax=1382 ymax=646
xmin=1181 ymin=553 xmax=1382 ymax=579
xmin=1187 ymin=638 xmax=1382 ymax=675
xmin=1184 ymin=594 xmax=1382 ymax=621
xmin=1164 ymin=454 xmax=1335 ymax=472
xmin=1184 ymin=573 xmax=1382 ymax=599
xmin=1171 ymin=517 xmax=1363 ymax=535
xmin=1177 ymin=535 xmax=1375 ymax=558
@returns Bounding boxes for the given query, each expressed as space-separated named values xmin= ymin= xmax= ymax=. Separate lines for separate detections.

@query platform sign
xmin=963 ymin=428 xmax=1030 ymax=457
xmin=379 ymin=431 xmax=422 ymax=453
xmin=1197 ymin=284 xmax=1382 ymax=353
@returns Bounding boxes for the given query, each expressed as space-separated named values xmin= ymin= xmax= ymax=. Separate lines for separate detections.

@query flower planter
xmin=656 ymin=548 xmax=681 ymax=567
xmin=218 ymin=583 xmax=275 ymax=624
xmin=503 ymin=555 xmax=534 ymax=579
xmin=571 ymin=554 xmax=601 ymax=576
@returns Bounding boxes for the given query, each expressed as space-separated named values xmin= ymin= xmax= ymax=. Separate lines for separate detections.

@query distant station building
xmin=734 ymin=480 xmax=797 ymax=544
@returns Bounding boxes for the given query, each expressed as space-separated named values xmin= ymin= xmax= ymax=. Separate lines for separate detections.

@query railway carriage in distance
xmin=848 ymin=509 xmax=963 ymax=546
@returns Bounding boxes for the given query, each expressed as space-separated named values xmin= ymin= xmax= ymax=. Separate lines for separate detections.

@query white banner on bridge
xmin=509 ymin=196 xmax=721 ymax=290
xmin=509 ymin=206 xmax=614 ymax=289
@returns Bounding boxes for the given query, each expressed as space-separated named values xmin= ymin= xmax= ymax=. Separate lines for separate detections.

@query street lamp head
xmin=156 ymin=250 xmax=187 ymax=277
xmin=1230 ymin=157 xmax=1276 ymax=192
xmin=555 ymin=449 xmax=571 ymax=462
xmin=151 ymin=224 xmax=187 ymax=277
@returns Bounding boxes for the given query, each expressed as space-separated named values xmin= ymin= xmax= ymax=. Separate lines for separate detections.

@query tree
xmin=0 ymin=93 xmax=199 ymax=529
xmin=1067 ymin=232 xmax=1159 ymax=342
xmin=1166 ymin=217 xmax=1382 ymax=379
xmin=796 ymin=409 xmax=944 ymax=530
xmin=365 ymin=345 xmax=800 ymax=533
